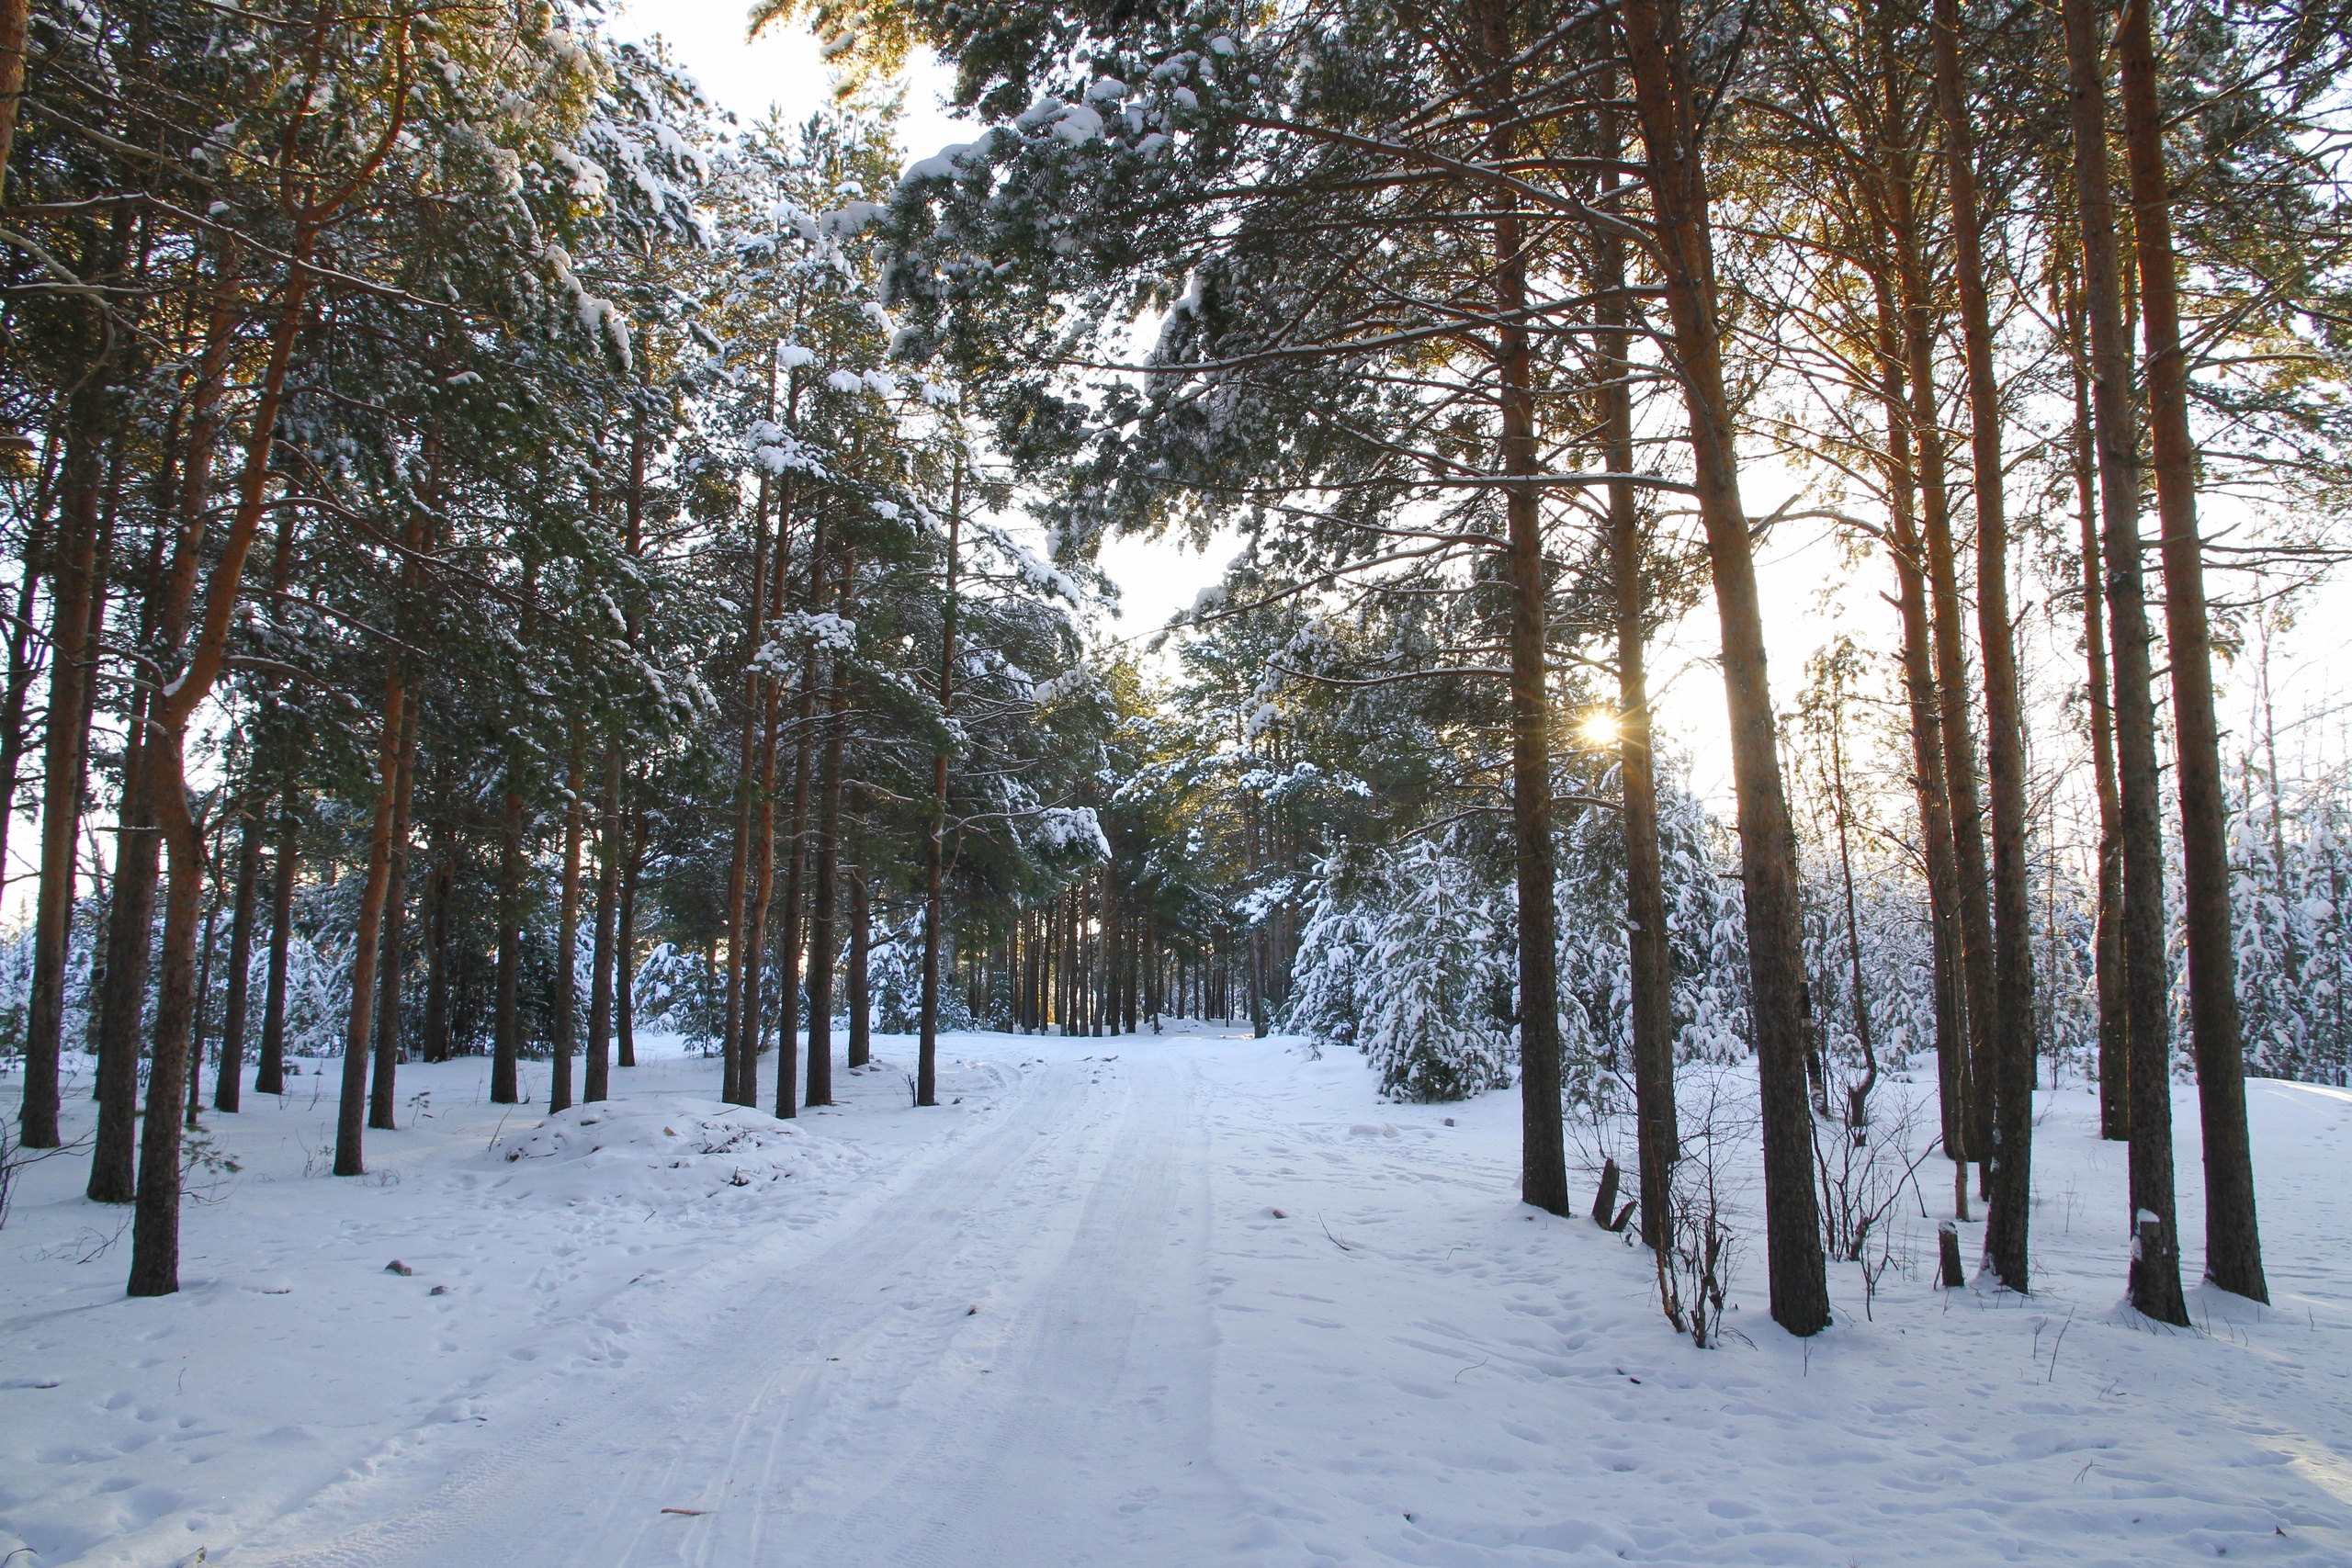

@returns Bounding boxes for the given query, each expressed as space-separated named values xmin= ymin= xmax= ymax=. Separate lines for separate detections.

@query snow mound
xmin=486 ymin=1098 xmax=842 ymax=1205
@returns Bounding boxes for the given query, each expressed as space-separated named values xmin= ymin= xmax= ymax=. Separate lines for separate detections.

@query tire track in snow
xmin=224 ymin=1045 xmax=1245 ymax=1568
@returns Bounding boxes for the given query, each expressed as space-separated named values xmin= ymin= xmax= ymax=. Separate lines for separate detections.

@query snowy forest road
xmin=225 ymin=1044 xmax=1255 ymax=1568
xmin=14 ymin=1032 xmax=2352 ymax=1567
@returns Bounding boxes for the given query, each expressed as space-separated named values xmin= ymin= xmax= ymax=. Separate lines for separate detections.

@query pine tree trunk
xmin=548 ymin=752 xmax=585 ymax=1116
xmin=368 ymin=695 xmax=418 ymax=1133
xmin=1600 ymin=85 xmax=1678 ymax=1256
xmin=255 ymin=784 xmax=300 ymax=1097
xmin=775 ymin=624 xmax=820 ymax=1121
xmin=721 ymin=478 xmax=772 ymax=1106
xmin=88 ymin=688 xmax=155 ymax=1204
xmin=188 ymin=887 xmax=218 ymax=1130
xmin=807 ymin=601 xmax=849 ymax=1108
xmin=2116 ymin=0 xmax=2266 ymax=1304
xmin=1621 ymin=0 xmax=1831 ymax=1334
xmin=1887 ymin=182 xmax=1997 ymax=1179
xmin=213 ymin=810 xmax=263 ymax=1111
xmin=919 ymin=472 xmax=961 ymax=1108
xmin=335 ymin=670 xmax=405 ymax=1174
xmin=19 ymin=384 xmax=104 ymax=1150
xmin=127 ymin=231 xmax=315 ymax=1293
xmin=1873 ymin=272 xmax=1973 ymax=1197
xmin=616 ymin=809 xmax=638 ymax=1070
xmin=422 ymin=826 xmax=453 ymax=1064
xmin=847 ymin=872 xmax=871 ymax=1067
xmin=585 ymin=750 xmax=620 ymax=1104
xmin=2064 ymin=280 xmax=2131 ymax=1143
xmin=1932 ymin=0 xmax=2035 ymax=1293
xmin=2062 ymin=0 xmax=2188 ymax=1325
xmin=492 ymin=787 xmax=525 ymax=1105
xmin=126 ymin=739 xmax=204 ymax=1295
xmin=1473 ymin=8 xmax=1568 ymax=1216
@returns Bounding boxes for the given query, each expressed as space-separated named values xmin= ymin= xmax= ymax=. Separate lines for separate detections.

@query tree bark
xmin=1871 ymin=272 xmax=1973 ymax=1201
xmin=1599 ymin=85 xmax=1677 ymax=1255
xmin=367 ymin=694 xmax=418 ymax=1132
xmin=1931 ymin=0 xmax=2035 ymax=1294
xmin=548 ymin=750 xmax=585 ymax=1116
xmin=19 ymin=384 xmax=105 ymax=1150
xmin=334 ymin=669 xmax=405 ymax=1173
xmin=255 ymin=784 xmax=300 ymax=1097
xmin=847 ymin=871 xmax=871 ymax=1068
xmin=1621 ymin=0 xmax=1832 ymax=1334
xmin=213 ymin=809 xmax=264 ymax=1111
xmin=2064 ymin=271 xmax=2130 ymax=1143
xmin=491 ymin=787 xmax=525 ymax=1104
xmin=422 ymin=824 xmax=453 ymax=1063
xmin=2116 ymin=0 xmax=2266 ymax=1304
xmin=87 ymin=688 xmax=155 ymax=1204
xmin=919 ymin=468 xmax=961 ymax=1108
xmin=1470 ymin=3 xmax=1570 ymax=1215
xmin=807 ymin=574 xmax=851 ymax=1108
xmin=2062 ymin=0 xmax=2188 ymax=1325
xmin=585 ymin=749 xmax=620 ymax=1103
xmin=616 ymin=807 xmax=639 ymax=1070
xmin=1887 ymin=175 xmax=1997 ymax=1179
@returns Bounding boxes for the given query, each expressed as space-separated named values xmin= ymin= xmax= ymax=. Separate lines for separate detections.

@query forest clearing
xmin=8 ymin=1030 xmax=2352 ymax=1566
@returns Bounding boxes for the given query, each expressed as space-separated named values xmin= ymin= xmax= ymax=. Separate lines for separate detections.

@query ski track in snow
xmin=6 ymin=1030 xmax=2352 ymax=1565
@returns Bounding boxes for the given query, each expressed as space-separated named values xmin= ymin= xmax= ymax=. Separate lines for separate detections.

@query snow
xmin=6 ymin=1035 xmax=2352 ymax=1565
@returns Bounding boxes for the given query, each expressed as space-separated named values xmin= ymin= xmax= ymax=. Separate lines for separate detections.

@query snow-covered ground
xmin=5 ymin=1029 xmax=2351 ymax=1566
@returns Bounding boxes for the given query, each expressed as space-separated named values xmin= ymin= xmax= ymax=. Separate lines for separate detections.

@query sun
xmin=1577 ymin=708 xmax=1620 ymax=748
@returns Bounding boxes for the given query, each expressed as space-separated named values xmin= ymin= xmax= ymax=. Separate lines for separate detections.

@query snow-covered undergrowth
xmin=5 ymin=1028 xmax=2351 ymax=1566
xmin=487 ymin=1097 xmax=863 ymax=1213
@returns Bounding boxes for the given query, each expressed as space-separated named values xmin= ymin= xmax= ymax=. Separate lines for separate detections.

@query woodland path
xmin=225 ymin=1043 xmax=1256 ymax=1568
xmin=15 ymin=1034 xmax=2352 ymax=1567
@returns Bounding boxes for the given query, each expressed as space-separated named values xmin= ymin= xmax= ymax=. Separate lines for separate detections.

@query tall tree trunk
xmin=807 ymin=582 xmax=850 ymax=1108
xmin=1932 ymin=0 xmax=2035 ymax=1293
xmin=491 ymin=787 xmax=526 ymax=1104
xmin=1872 ymin=272 xmax=1973 ymax=1203
xmin=422 ymin=824 xmax=453 ymax=1064
xmin=774 ymin=566 xmax=825 ymax=1122
xmin=127 ymin=220 xmax=321 ymax=1294
xmin=334 ymin=670 xmax=405 ymax=1174
xmin=2063 ymin=0 xmax=2188 ymax=1325
xmin=585 ymin=750 xmax=620 ymax=1104
xmin=549 ymin=750 xmax=586 ymax=1116
xmin=1621 ymin=0 xmax=1832 ymax=1334
xmin=255 ymin=781 xmax=300 ymax=1097
xmin=1600 ymin=84 xmax=1678 ymax=1256
xmin=126 ymin=737 xmax=206 ymax=1293
xmin=368 ymin=694 xmax=418 ymax=1133
xmin=87 ymin=686 xmax=154 ymax=1203
xmin=721 ymin=492 xmax=768 ymax=1104
xmin=2117 ymin=0 xmax=2266 ymax=1304
xmin=847 ymin=871 xmax=871 ymax=1068
xmin=0 ymin=0 xmax=26 ymax=194
xmin=919 ymin=469 xmax=961 ymax=1108
xmin=188 ymin=886 xmax=219 ymax=1129
xmin=1473 ymin=6 xmax=1569 ymax=1215
xmin=2064 ymin=271 xmax=2130 ymax=1143
xmin=19 ymin=384 xmax=105 ymax=1150
xmin=1887 ymin=180 xmax=1997 ymax=1181
xmin=616 ymin=807 xmax=638 ymax=1070
xmin=213 ymin=809 xmax=263 ymax=1111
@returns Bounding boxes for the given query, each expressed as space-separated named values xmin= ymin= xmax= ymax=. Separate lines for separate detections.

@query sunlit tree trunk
xmin=2062 ymin=0 xmax=2188 ymax=1325
xmin=1621 ymin=0 xmax=1831 ymax=1333
xmin=2116 ymin=0 xmax=2265 ymax=1304
xmin=1931 ymin=0 xmax=2034 ymax=1292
